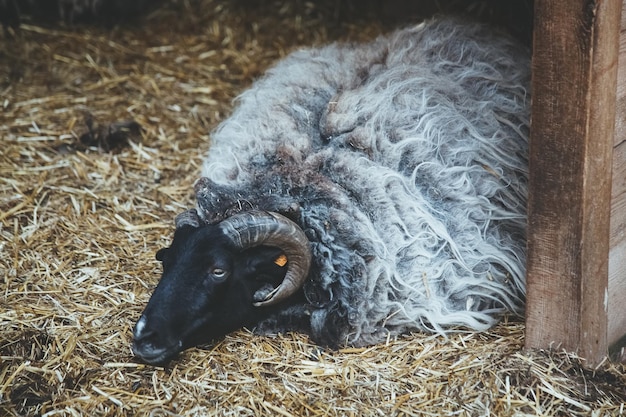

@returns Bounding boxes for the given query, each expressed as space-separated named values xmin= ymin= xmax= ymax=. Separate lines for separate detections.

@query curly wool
xmin=196 ymin=18 xmax=530 ymax=346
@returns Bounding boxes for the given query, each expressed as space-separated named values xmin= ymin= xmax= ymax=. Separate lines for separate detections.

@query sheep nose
xmin=132 ymin=316 xmax=182 ymax=365
xmin=132 ymin=316 xmax=161 ymax=359
xmin=133 ymin=316 xmax=155 ymax=341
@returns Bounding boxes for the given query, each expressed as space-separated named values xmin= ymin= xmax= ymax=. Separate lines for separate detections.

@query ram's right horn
xmin=219 ymin=210 xmax=312 ymax=307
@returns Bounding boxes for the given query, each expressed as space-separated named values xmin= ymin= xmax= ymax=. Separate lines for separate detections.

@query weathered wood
xmin=525 ymin=0 xmax=621 ymax=365
xmin=609 ymin=138 xmax=626 ymax=349
xmin=609 ymin=1 xmax=626 ymax=352
xmin=614 ymin=5 xmax=626 ymax=147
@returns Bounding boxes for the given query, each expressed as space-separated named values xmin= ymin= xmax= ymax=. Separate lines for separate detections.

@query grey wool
xmin=195 ymin=17 xmax=530 ymax=347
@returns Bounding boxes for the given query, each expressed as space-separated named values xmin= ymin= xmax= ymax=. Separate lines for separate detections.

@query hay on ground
xmin=1 ymin=0 xmax=624 ymax=416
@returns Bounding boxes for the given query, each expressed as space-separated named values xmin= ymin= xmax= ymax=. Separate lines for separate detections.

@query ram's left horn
xmin=175 ymin=209 xmax=202 ymax=229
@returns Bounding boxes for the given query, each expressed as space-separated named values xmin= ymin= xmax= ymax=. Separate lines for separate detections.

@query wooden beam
xmin=608 ymin=1 xmax=626 ymax=358
xmin=609 ymin=139 xmax=626 ymax=354
xmin=525 ymin=0 xmax=621 ymax=365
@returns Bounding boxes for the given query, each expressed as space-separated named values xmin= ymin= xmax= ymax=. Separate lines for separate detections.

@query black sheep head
xmin=132 ymin=209 xmax=311 ymax=365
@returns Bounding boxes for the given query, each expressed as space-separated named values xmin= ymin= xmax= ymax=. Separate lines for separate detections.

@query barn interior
xmin=1 ymin=0 xmax=625 ymax=415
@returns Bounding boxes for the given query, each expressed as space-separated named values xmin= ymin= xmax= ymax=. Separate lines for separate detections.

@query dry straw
xmin=1 ymin=0 xmax=624 ymax=416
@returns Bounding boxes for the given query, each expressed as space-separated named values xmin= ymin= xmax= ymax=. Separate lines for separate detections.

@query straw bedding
xmin=1 ymin=0 xmax=624 ymax=416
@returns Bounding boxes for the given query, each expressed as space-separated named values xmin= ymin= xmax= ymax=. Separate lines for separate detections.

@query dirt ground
xmin=1 ymin=0 xmax=625 ymax=416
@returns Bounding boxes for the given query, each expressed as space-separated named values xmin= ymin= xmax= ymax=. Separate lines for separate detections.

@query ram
xmin=133 ymin=17 xmax=530 ymax=365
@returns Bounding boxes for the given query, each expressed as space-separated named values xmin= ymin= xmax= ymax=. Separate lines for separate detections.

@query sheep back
xmin=196 ymin=17 xmax=530 ymax=347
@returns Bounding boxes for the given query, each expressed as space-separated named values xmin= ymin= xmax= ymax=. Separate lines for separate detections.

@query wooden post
xmin=608 ymin=1 xmax=626 ymax=359
xmin=525 ymin=0 xmax=621 ymax=365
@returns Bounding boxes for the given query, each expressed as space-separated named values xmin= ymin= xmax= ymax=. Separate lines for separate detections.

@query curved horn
xmin=219 ymin=210 xmax=311 ymax=307
xmin=175 ymin=209 xmax=201 ymax=229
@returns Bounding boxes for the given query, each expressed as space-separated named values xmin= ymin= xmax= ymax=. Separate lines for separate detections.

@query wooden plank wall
xmin=525 ymin=0 xmax=622 ymax=366
xmin=608 ymin=0 xmax=626 ymax=357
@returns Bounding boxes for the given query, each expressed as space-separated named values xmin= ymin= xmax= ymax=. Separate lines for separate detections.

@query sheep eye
xmin=211 ymin=268 xmax=228 ymax=280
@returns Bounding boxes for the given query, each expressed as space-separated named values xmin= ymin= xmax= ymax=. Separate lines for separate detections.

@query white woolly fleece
xmin=196 ymin=17 xmax=530 ymax=346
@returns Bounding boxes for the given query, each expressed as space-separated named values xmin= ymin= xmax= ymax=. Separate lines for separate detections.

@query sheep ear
xmin=242 ymin=247 xmax=288 ymax=278
xmin=239 ymin=247 xmax=290 ymax=302
xmin=155 ymin=248 xmax=169 ymax=262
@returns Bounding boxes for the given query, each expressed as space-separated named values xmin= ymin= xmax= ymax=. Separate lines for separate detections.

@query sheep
xmin=133 ymin=17 xmax=530 ymax=364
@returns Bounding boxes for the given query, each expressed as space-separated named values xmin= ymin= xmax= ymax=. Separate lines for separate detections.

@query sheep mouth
xmin=132 ymin=316 xmax=214 ymax=365
xmin=132 ymin=340 xmax=183 ymax=365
